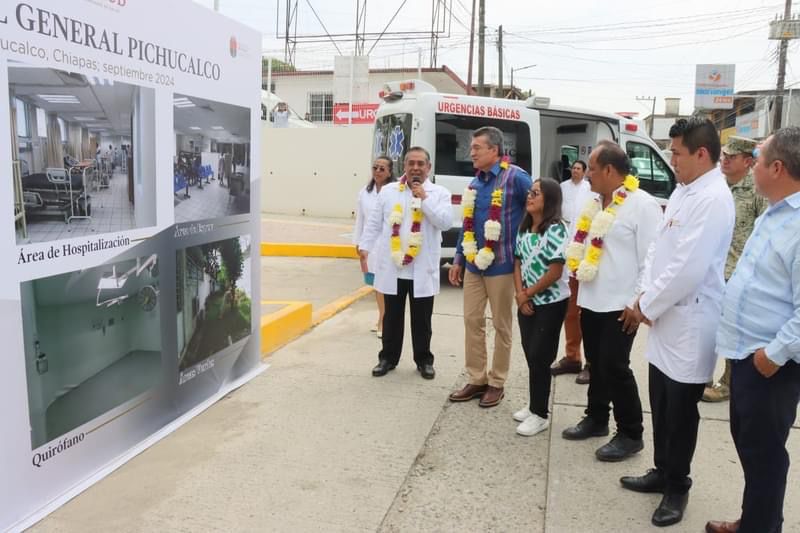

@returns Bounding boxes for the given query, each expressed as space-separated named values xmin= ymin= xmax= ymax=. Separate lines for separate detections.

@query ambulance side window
xmin=373 ymin=113 xmax=412 ymax=178
xmin=434 ymin=114 xmax=532 ymax=177
xmin=626 ymin=141 xmax=675 ymax=200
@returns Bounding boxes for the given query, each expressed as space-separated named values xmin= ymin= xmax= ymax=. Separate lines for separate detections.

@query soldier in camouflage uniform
xmin=702 ymin=136 xmax=768 ymax=402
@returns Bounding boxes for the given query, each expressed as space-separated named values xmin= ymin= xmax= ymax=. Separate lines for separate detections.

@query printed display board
xmin=0 ymin=1 xmax=262 ymax=530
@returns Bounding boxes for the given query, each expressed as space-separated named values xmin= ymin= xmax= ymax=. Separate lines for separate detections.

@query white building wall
xmin=261 ymin=125 xmax=373 ymax=217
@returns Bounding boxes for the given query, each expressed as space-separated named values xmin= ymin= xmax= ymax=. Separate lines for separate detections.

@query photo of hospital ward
xmin=177 ymin=236 xmax=252 ymax=373
xmin=173 ymin=94 xmax=251 ymax=223
xmin=21 ymin=255 xmax=162 ymax=449
xmin=9 ymin=64 xmax=157 ymax=244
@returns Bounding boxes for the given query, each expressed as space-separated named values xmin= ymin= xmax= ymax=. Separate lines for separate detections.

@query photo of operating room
xmin=9 ymin=63 xmax=157 ymax=244
xmin=173 ymin=93 xmax=251 ymax=223
xmin=21 ymin=254 xmax=162 ymax=449
xmin=177 ymin=236 xmax=252 ymax=374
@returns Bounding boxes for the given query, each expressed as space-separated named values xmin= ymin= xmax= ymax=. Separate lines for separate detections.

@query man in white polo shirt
xmin=561 ymin=140 xmax=662 ymax=465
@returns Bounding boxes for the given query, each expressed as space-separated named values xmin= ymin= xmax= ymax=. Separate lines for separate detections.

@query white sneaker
xmin=513 ymin=407 xmax=533 ymax=422
xmin=516 ymin=414 xmax=550 ymax=436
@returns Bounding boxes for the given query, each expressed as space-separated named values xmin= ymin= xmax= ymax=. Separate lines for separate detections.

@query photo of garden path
xmin=177 ymin=236 xmax=252 ymax=372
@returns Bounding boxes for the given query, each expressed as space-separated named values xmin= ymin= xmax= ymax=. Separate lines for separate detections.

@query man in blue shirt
xmin=707 ymin=127 xmax=800 ymax=533
xmin=447 ymin=126 xmax=532 ymax=408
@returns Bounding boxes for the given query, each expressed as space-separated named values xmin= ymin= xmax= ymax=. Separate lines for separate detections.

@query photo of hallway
xmin=177 ymin=236 xmax=252 ymax=374
xmin=9 ymin=63 xmax=157 ymax=244
xmin=21 ymin=255 xmax=163 ymax=449
xmin=173 ymin=94 xmax=251 ymax=223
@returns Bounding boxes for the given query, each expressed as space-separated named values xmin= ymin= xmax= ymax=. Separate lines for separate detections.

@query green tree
xmin=219 ymin=238 xmax=244 ymax=311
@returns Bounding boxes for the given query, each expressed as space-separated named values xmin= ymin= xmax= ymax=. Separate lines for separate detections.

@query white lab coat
xmin=359 ymin=179 xmax=453 ymax=297
xmin=353 ymin=185 xmax=379 ymax=273
xmin=639 ymin=167 xmax=735 ymax=383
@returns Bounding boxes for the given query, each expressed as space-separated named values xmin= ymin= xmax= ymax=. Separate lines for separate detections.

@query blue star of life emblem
xmin=374 ymin=129 xmax=385 ymax=159
xmin=388 ymin=126 xmax=405 ymax=160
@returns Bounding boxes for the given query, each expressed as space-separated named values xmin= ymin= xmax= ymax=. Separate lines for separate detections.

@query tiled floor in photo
xmin=18 ymin=172 xmax=137 ymax=244
xmin=174 ymin=175 xmax=250 ymax=223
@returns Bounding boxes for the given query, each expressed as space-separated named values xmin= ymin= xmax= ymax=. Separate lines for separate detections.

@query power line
xmin=506 ymin=4 xmax=781 ymax=35
xmin=504 ymin=24 xmax=766 ymax=52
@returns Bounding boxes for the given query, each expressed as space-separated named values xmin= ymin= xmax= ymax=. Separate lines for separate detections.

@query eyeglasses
xmin=372 ymin=165 xmax=388 ymax=171
xmin=527 ymin=189 xmax=542 ymax=198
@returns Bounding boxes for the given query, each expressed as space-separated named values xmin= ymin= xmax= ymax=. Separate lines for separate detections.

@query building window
xmin=307 ymin=92 xmax=333 ymax=123
xmin=15 ymin=98 xmax=29 ymax=138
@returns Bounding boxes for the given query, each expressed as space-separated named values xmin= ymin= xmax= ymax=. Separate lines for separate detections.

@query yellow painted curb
xmin=261 ymin=242 xmax=359 ymax=259
xmin=260 ymin=300 xmax=312 ymax=357
xmin=312 ymin=286 xmax=374 ymax=326
xmin=259 ymin=286 xmax=374 ymax=357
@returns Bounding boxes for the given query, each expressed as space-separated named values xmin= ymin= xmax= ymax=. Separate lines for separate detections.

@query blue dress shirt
xmin=716 ymin=190 xmax=800 ymax=366
xmin=454 ymin=162 xmax=533 ymax=276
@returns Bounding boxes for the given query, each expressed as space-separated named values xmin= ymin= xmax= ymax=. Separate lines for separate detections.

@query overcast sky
xmin=194 ymin=0 xmax=798 ymax=116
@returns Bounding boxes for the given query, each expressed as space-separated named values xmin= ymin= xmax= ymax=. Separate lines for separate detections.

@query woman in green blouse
xmin=512 ymin=177 xmax=571 ymax=436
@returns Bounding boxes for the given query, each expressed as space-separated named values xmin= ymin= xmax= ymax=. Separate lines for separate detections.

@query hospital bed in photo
xmin=22 ymin=167 xmax=92 ymax=223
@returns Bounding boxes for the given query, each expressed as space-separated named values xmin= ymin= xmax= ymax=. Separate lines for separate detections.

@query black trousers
xmin=518 ymin=299 xmax=568 ymax=419
xmin=649 ymin=364 xmax=705 ymax=494
xmin=731 ymin=356 xmax=800 ymax=533
xmin=580 ymin=308 xmax=644 ymax=439
xmin=378 ymin=278 xmax=435 ymax=367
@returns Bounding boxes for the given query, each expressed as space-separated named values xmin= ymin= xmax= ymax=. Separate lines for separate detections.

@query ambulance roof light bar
xmin=524 ymin=95 xmax=551 ymax=109
xmin=378 ymin=79 xmax=437 ymax=101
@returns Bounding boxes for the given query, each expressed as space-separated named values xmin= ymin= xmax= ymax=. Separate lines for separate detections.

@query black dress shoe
xmin=652 ymin=492 xmax=688 ymax=527
xmin=620 ymin=468 xmax=666 ymax=493
xmin=372 ymin=360 xmax=396 ymax=377
xmin=562 ymin=417 xmax=609 ymax=440
xmin=417 ymin=363 xmax=435 ymax=379
xmin=595 ymin=433 xmax=644 ymax=462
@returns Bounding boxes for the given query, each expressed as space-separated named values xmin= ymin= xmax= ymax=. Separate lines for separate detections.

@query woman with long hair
xmin=353 ymin=156 xmax=396 ymax=337
xmin=512 ymin=177 xmax=571 ymax=436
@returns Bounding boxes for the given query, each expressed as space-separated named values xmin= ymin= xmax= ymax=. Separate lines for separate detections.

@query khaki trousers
xmin=463 ymin=270 xmax=515 ymax=388
xmin=563 ymin=276 xmax=583 ymax=363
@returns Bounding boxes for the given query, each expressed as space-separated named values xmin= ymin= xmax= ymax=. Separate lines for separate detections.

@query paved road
xmin=32 ymin=261 xmax=800 ymax=532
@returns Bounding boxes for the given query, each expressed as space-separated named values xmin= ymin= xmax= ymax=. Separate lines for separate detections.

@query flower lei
xmin=389 ymin=177 xmax=424 ymax=267
xmin=566 ymin=174 xmax=639 ymax=282
xmin=461 ymin=157 xmax=508 ymax=270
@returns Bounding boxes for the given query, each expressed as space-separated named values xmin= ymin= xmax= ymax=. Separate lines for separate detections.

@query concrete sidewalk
xmin=30 ymin=215 xmax=800 ymax=532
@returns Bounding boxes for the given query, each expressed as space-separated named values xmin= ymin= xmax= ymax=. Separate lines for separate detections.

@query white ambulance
xmin=371 ymin=80 xmax=675 ymax=261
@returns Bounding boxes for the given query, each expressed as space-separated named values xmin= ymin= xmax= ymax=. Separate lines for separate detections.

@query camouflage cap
xmin=722 ymin=136 xmax=757 ymax=156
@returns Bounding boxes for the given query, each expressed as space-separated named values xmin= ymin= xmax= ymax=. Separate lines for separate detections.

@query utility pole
xmin=477 ymin=0 xmax=485 ymax=95
xmin=497 ymin=25 xmax=503 ymax=98
xmin=213 ymin=0 xmax=219 ymax=11
xmin=466 ymin=0 xmax=476 ymax=94
xmin=773 ymin=0 xmax=794 ymax=130
xmin=637 ymin=96 xmax=657 ymax=136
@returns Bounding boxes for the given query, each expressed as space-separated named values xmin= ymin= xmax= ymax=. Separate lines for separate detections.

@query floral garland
xmin=461 ymin=157 xmax=508 ymax=270
xmin=565 ymin=174 xmax=639 ymax=282
xmin=389 ymin=177 xmax=424 ymax=267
